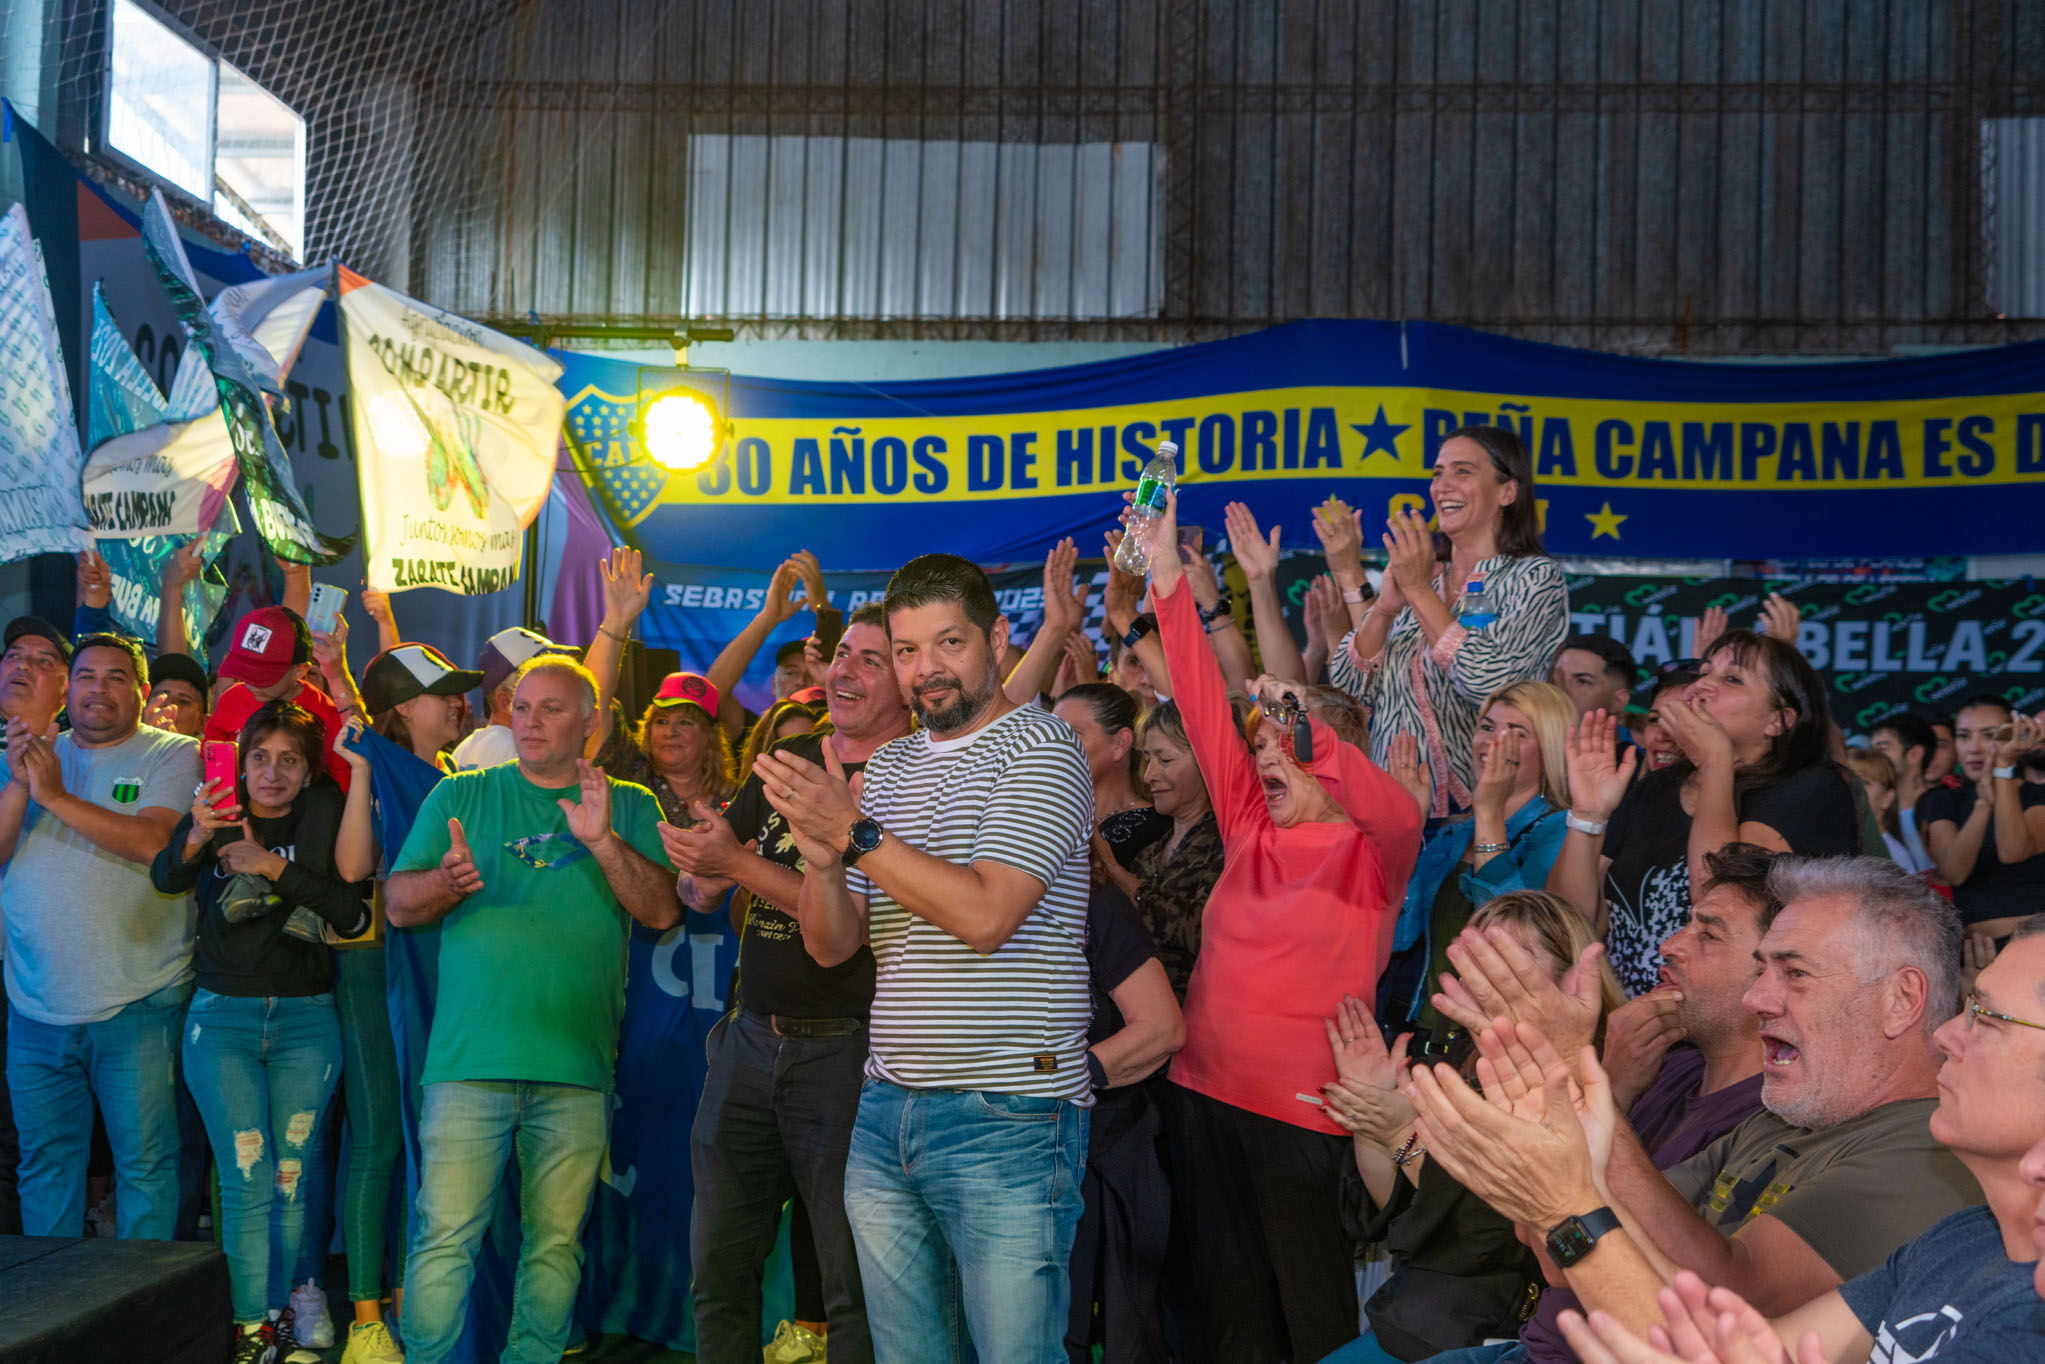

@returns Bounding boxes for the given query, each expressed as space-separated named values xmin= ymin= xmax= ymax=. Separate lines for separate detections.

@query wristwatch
xmin=1121 ymin=615 xmax=1157 ymax=650
xmin=1198 ymin=591 xmax=1236 ymax=626
xmin=843 ymin=817 xmax=884 ymax=868
xmin=1993 ymin=764 xmax=2019 ymax=781
xmin=1545 ymin=1207 xmax=1623 ymax=1269
xmin=1564 ymin=811 xmax=1609 ymax=837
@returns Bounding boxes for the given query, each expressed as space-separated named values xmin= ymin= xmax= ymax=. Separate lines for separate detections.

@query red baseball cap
xmin=651 ymin=671 xmax=720 ymax=718
xmin=218 ymin=606 xmax=311 ymax=689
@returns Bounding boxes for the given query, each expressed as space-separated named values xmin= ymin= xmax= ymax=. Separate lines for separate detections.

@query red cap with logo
xmin=651 ymin=671 xmax=720 ymax=718
xmin=218 ymin=607 xmax=311 ymax=690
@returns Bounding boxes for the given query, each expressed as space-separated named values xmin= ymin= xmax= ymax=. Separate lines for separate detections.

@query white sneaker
xmin=341 ymin=1320 xmax=406 ymax=1364
xmin=764 ymin=1319 xmax=827 ymax=1364
xmin=287 ymin=1281 xmax=335 ymax=1348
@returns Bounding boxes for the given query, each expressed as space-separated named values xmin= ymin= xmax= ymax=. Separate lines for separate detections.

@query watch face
xmin=850 ymin=820 xmax=882 ymax=853
xmin=1546 ymin=1220 xmax=1594 ymax=1267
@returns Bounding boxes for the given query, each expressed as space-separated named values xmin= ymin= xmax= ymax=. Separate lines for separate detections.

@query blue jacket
xmin=1393 ymin=795 xmax=1568 ymax=1019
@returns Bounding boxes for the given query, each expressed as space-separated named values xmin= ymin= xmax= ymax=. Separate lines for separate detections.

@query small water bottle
xmin=1114 ymin=441 xmax=1179 ymax=575
xmin=1458 ymin=579 xmax=1497 ymax=631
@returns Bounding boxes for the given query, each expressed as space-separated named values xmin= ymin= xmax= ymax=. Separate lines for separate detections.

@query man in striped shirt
xmin=755 ymin=552 xmax=1097 ymax=1363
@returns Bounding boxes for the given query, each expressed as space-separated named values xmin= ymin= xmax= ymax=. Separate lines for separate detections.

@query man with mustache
xmin=756 ymin=553 xmax=1096 ymax=1363
xmin=661 ymin=602 xmax=912 ymax=1364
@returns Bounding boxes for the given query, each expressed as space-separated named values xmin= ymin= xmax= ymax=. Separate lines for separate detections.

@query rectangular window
xmin=103 ymin=0 xmax=307 ymax=259
xmin=684 ymin=135 xmax=1164 ymax=322
xmin=1984 ymin=118 xmax=2045 ymax=319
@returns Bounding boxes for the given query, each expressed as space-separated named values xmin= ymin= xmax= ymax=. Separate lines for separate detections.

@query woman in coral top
xmin=1123 ymin=489 xmax=1425 ymax=1364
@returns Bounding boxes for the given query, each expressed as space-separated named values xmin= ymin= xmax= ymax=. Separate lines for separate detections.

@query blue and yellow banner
xmin=558 ymin=321 xmax=2045 ymax=569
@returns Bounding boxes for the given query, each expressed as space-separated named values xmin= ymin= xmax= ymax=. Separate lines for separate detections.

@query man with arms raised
xmin=0 ymin=635 xmax=198 ymax=1238
xmin=1553 ymin=914 xmax=2045 ymax=1362
xmin=758 ymin=554 xmax=1096 ymax=1363
xmin=386 ymin=656 xmax=679 ymax=1364
xmin=663 ymin=602 xmax=912 ymax=1364
xmin=1409 ymin=856 xmax=1982 ymax=1359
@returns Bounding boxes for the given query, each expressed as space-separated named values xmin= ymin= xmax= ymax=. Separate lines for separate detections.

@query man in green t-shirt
xmin=386 ymin=657 xmax=679 ymax=1364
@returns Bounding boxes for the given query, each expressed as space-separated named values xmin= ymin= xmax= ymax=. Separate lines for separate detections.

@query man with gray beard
xmin=1410 ymin=856 xmax=1984 ymax=1364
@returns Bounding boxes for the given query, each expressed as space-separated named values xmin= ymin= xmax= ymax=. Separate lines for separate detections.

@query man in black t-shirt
xmin=659 ymin=604 xmax=909 ymax=1364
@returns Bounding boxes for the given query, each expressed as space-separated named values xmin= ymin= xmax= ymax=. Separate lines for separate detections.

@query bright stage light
xmin=639 ymin=391 xmax=720 ymax=472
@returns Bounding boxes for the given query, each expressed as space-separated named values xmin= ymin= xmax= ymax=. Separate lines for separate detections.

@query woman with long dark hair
xmin=1055 ymin=681 xmax=1172 ymax=886
xmin=1921 ymin=694 xmax=2045 ymax=946
xmin=1549 ymin=630 xmax=1862 ymax=995
xmin=151 ymin=701 xmax=369 ymax=1363
xmin=1326 ymin=425 xmax=1570 ymax=817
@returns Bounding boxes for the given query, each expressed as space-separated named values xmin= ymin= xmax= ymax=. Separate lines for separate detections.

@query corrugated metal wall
xmin=46 ymin=0 xmax=2045 ymax=355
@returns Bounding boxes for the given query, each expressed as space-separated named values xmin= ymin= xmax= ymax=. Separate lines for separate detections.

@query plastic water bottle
xmin=1458 ymin=579 xmax=1497 ymax=631
xmin=1114 ymin=441 xmax=1179 ymax=575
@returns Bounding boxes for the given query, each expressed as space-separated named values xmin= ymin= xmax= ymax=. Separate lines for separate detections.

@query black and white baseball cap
xmin=361 ymin=644 xmax=485 ymax=715
xmin=477 ymin=626 xmax=571 ymax=698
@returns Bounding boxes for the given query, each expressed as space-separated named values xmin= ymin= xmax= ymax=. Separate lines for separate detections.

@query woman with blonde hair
xmin=1385 ymin=680 xmax=1578 ymax=1055
xmin=1318 ymin=889 xmax=1622 ymax=1363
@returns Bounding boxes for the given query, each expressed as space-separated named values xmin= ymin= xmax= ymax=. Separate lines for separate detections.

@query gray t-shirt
xmin=2 ymin=725 xmax=200 ymax=1024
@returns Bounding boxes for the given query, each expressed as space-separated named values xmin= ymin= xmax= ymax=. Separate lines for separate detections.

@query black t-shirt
xmin=151 ymin=784 xmax=370 ymax=998
xmin=723 ymin=731 xmax=876 ymax=1019
xmin=1097 ymin=805 xmax=1173 ymax=871
xmin=1086 ymin=882 xmax=1163 ymax=1154
xmin=1604 ymin=764 xmax=1861 ymax=997
xmin=1918 ymin=781 xmax=2045 ymax=927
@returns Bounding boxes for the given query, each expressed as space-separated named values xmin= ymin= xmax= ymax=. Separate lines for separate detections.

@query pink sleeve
xmin=1156 ymin=577 xmax=1265 ymax=843
xmin=1307 ymin=716 xmax=1425 ymax=899
xmin=1428 ymin=622 xmax=1469 ymax=669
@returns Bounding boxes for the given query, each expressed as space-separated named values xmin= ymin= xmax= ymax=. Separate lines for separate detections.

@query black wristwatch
xmin=842 ymin=817 xmax=884 ymax=868
xmin=1544 ymin=1207 xmax=1623 ymax=1269
xmin=1120 ymin=615 xmax=1157 ymax=650
xmin=1198 ymin=591 xmax=1235 ymax=626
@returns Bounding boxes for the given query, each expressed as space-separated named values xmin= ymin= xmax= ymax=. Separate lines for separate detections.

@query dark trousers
xmin=1066 ymin=1085 xmax=1171 ymax=1364
xmin=1171 ymin=1085 xmax=1358 ymax=1364
xmin=689 ymin=1010 xmax=871 ymax=1364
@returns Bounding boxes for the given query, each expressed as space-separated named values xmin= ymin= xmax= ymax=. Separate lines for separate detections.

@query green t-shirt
xmin=391 ymin=763 xmax=671 ymax=1091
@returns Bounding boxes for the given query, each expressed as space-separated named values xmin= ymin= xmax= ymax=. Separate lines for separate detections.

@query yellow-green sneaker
xmin=764 ymin=1319 xmax=827 ymax=1364
xmin=341 ymin=1319 xmax=405 ymax=1363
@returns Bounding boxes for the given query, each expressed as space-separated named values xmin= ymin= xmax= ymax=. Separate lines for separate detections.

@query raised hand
xmin=1471 ymin=726 xmax=1522 ymax=818
xmin=1757 ymin=592 xmax=1800 ymax=646
xmin=1224 ymin=501 xmax=1281 ymax=582
xmin=76 ymin=548 xmax=112 ymax=609
xmin=762 ymin=558 xmax=804 ymax=625
xmin=1311 ymin=496 xmax=1365 ymax=580
xmin=599 ymin=545 xmax=654 ymax=628
xmin=1601 ymin=987 xmax=1685 ymax=1106
xmin=1380 ymin=504 xmax=1437 ymax=597
xmin=1995 ymin=712 xmax=2040 ymax=768
xmin=658 ymin=798 xmax=743 ymax=878
xmin=755 ymin=742 xmax=859 ymax=864
xmin=1326 ymin=995 xmax=1407 ymax=1091
xmin=1310 ymin=573 xmax=1353 ymax=641
xmin=1660 ymin=688 xmax=1735 ymax=772
xmin=1434 ymin=923 xmax=1608 ymax=1065
xmin=309 ymin=609 xmax=350 ymax=678
xmin=1387 ymin=732 xmax=1432 ymax=814
xmin=360 ymin=585 xmax=394 ymax=627
xmin=1039 ymin=537 xmax=1087 ymax=639
xmin=162 ymin=540 xmax=205 ymax=592
xmin=13 ymin=722 xmax=64 ymax=804
xmin=1118 ymin=487 xmax=1180 ymax=584
xmin=789 ymin=549 xmax=829 ymax=614
xmin=1101 ymin=530 xmax=1147 ymax=629
xmin=1692 ymin=604 xmax=1729 ymax=659
xmin=1564 ymin=709 xmax=1638 ymax=822
xmin=558 ymin=759 xmax=616 ymax=848
xmin=1054 ymin=632 xmax=1098 ymax=695
xmin=441 ymin=817 xmax=484 ymax=898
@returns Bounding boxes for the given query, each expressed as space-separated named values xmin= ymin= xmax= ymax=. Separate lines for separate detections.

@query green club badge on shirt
xmin=110 ymin=776 xmax=143 ymax=806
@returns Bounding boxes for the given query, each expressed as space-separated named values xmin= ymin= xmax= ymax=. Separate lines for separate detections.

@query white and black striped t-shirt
xmin=847 ymin=703 xmax=1096 ymax=1104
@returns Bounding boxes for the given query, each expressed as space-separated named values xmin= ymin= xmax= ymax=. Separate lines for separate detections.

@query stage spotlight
xmin=638 ymin=390 xmax=721 ymax=472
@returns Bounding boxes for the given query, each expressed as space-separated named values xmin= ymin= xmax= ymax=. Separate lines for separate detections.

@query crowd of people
xmin=0 ymin=421 xmax=2041 ymax=1364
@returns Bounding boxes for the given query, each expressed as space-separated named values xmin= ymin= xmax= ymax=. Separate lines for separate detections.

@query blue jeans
xmin=180 ymin=989 xmax=342 ymax=1324
xmin=844 ymin=1079 xmax=1088 ymax=1364
xmin=6 ymin=978 xmax=191 ymax=1239
xmin=401 ymin=1080 xmax=609 ymax=1364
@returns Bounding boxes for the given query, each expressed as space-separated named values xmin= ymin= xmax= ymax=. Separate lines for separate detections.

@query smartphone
xmin=305 ymin=583 xmax=347 ymax=636
xmin=202 ymin=740 xmax=238 ymax=805
xmin=1177 ymin=523 xmax=1205 ymax=551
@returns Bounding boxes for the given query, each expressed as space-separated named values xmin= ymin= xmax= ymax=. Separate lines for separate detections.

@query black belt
xmin=744 ymin=1008 xmax=863 ymax=1039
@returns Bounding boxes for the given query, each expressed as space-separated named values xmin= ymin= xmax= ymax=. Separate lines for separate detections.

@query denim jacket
xmin=1393 ymin=796 xmax=1567 ymax=1015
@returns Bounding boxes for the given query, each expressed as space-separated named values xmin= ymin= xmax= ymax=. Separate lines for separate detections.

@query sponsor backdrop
xmin=642 ymin=556 xmax=2045 ymax=726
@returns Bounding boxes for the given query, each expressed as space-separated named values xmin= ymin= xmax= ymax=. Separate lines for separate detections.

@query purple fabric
xmin=544 ymin=448 xmax=615 ymax=647
xmin=1517 ymin=1048 xmax=1767 ymax=1364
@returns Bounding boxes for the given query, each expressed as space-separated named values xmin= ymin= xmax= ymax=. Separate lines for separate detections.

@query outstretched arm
xmin=583 ymin=547 xmax=653 ymax=758
xmin=706 ymin=557 xmax=806 ymax=740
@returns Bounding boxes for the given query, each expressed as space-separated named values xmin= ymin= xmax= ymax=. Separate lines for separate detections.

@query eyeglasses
xmin=1962 ymin=991 xmax=2045 ymax=1034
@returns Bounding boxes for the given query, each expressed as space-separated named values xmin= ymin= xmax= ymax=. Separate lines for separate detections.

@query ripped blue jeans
xmin=182 ymin=989 xmax=341 ymax=1323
